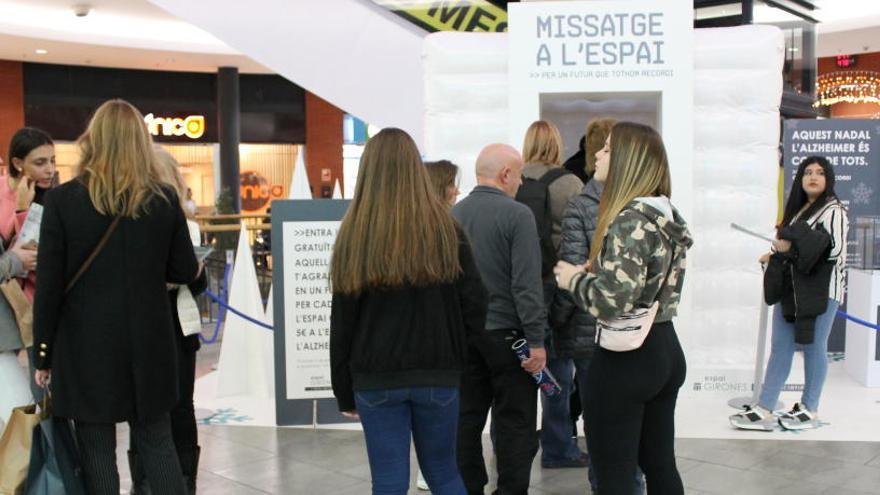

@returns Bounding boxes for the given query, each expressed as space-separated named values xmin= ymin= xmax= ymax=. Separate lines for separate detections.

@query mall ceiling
xmin=0 ymin=0 xmax=878 ymax=72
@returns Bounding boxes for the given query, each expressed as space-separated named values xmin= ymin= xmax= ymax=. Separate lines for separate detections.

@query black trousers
xmin=75 ymin=413 xmax=186 ymax=495
xmin=170 ymin=335 xmax=199 ymax=455
xmin=457 ymin=330 xmax=538 ymax=495
xmin=131 ymin=335 xmax=198 ymax=453
xmin=584 ymin=321 xmax=686 ymax=495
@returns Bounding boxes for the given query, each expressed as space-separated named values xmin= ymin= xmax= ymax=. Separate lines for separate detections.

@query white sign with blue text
xmin=507 ymin=0 xmax=694 ymax=220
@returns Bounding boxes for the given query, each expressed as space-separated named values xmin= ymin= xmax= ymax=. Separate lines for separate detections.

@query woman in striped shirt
xmin=731 ymin=155 xmax=847 ymax=431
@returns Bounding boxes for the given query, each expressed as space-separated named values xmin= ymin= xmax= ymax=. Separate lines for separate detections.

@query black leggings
xmin=584 ymin=321 xmax=686 ymax=495
xmin=170 ymin=338 xmax=198 ymax=454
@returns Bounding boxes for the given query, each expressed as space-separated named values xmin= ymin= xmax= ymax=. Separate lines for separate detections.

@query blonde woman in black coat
xmin=33 ymin=99 xmax=199 ymax=495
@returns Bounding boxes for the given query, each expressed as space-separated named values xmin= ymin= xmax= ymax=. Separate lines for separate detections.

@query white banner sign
xmin=508 ymin=0 xmax=694 ymax=220
xmin=283 ymin=221 xmax=339 ymax=400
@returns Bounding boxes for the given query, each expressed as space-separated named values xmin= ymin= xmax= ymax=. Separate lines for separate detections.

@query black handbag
xmin=25 ymin=406 xmax=86 ymax=495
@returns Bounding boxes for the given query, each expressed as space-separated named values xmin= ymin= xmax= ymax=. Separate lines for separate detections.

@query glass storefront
xmin=52 ymin=142 xmax=303 ymax=214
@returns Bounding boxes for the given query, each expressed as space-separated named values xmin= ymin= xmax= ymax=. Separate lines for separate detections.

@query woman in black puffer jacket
xmin=552 ymin=178 xmax=602 ymax=359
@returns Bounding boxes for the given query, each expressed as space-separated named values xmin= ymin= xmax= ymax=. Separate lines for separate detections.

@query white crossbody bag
xmin=594 ymin=236 xmax=677 ymax=352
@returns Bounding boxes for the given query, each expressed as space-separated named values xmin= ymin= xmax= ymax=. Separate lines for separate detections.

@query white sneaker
xmin=778 ymin=402 xmax=818 ymax=430
xmin=729 ymin=405 xmax=778 ymax=431
xmin=416 ymin=468 xmax=429 ymax=491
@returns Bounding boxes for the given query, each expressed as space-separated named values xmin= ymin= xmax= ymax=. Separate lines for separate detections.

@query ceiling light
xmin=35 ymin=49 xmax=48 ymax=55
xmin=72 ymin=4 xmax=92 ymax=17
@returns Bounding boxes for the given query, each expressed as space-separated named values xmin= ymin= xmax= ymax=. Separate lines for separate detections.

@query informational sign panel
xmin=783 ymin=119 xmax=880 ymax=353
xmin=508 ymin=0 xmax=694 ymax=220
xmin=283 ymin=221 xmax=338 ymax=400
xmin=783 ymin=119 xmax=880 ymax=267
xmin=272 ymin=200 xmax=352 ymax=426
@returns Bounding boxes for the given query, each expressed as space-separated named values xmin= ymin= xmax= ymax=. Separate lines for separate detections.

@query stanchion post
xmin=727 ymin=295 xmax=783 ymax=410
xmin=312 ymin=400 xmax=318 ymax=429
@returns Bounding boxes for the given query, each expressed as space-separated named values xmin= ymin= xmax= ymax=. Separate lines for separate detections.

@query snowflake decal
xmin=852 ymin=182 xmax=874 ymax=206
xmin=199 ymin=408 xmax=253 ymax=425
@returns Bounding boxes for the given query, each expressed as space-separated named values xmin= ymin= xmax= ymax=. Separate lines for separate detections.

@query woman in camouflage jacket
xmin=554 ymin=122 xmax=693 ymax=495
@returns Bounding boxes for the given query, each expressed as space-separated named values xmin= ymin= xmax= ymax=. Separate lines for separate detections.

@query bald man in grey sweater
xmin=453 ymin=143 xmax=546 ymax=495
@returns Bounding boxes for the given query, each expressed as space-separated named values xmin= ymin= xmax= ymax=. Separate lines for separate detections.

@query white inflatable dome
xmin=422 ymin=25 xmax=784 ymax=371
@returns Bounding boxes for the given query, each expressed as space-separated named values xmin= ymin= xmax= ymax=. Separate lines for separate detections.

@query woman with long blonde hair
xmin=33 ymin=99 xmax=199 ymax=495
xmin=521 ymin=120 xmax=587 ymax=469
xmin=521 ymin=120 xmax=584 ymax=250
xmin=123 ymin=147 xmax=206 ymax=495
xmin=554 ymin=122 xmax=692 ymax=494
xmin=330 ymin=128 xmax=486 ymax=494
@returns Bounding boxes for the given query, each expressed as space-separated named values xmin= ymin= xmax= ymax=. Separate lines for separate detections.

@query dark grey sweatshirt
xmin=452 ymin=185 xmax=546 ymax=347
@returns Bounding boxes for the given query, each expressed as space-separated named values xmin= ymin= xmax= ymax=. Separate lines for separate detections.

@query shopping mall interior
xmin=2 ymin=0 xmax=880 ymax=494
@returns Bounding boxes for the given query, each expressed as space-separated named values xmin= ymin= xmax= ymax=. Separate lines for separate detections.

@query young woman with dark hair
xmin=0 ymin=147 xmax=42 ymax=433
xmin=0 ymin=127 xmax=55 ymax=302
xmin=6 ymin=127 xmax=55 ymax=206
xmin=0 ymin=127 xmax=56 ymax=406
xmin=731 ymin=155 xmax=847 ymax=431
xmin=330 ymin=128 xmax=486 ymax=494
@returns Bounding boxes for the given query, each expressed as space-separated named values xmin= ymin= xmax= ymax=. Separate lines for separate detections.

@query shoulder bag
xmin=594 ymin=233 xmax=677 ymax=352
xmin=65 ymin=216 xmax=121 ymax=294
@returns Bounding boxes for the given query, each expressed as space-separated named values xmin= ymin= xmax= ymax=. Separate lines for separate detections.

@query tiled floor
xmin=106 ymin=327 xmax=880 ymax=494
xmin=109 ymin=422 xmax=880 ymax=494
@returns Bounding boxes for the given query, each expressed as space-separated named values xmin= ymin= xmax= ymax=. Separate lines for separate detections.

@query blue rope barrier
xmin=200 ymin=263 xmax=231 ymax=344
xmin=836 ymin=309 xmax=880 ymax=331
xmin=192 ymin=271 xmax=875 ymax=338
xmin=203 ymin=288 xmax=274 ymax=331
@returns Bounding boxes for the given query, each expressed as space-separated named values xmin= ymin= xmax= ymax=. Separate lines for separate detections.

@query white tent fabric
xmin=421 ymin=26 xmax=783 ymax=370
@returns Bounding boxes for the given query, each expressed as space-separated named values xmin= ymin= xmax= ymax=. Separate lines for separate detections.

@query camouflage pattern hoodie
xmin=569 ymin=198 xmax=693 ymax=323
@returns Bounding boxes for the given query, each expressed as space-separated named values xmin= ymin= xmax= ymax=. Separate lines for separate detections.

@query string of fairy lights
xmin=815 ymin=70 xmax=880 ymax=107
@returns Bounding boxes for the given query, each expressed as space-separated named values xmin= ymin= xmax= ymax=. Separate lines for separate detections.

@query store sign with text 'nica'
xmin=143 ymin=113 xmax=206 ymax=139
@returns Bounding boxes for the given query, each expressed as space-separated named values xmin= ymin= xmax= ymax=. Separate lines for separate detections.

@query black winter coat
xmin=33 ymin=180 xmax=199 ymax=423
xmin=764 ymin=221 xmax=833 ymax=345
xmin=550 ymin=179 xmax=602 ymax=359
xmin=562 ymin=150 xmax=589 ymax=184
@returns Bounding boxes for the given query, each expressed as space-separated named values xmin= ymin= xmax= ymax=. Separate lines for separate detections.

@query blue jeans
xmin=759 ymin=299 xmax=839 ymax=413
xmin=355 ymin=387 xmax=466 ymax=495
xmin=540 ymin=356 xmax=583 ymax=464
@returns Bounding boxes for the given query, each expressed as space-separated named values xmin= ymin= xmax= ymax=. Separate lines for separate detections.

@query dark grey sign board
xmin=783 ymin=119 xmax=880 ymax=353
xmin=271 ymin=199 xmax=354 ymax=426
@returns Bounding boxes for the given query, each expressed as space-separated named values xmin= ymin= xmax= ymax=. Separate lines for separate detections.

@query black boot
xmin=178 ymin=445 xmax=201 ymax=495
xmin=127 ymin=450 xmax=152 ymax=495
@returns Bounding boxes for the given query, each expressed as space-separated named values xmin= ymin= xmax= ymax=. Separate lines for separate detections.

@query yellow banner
xmin=374 ymin=0 xmax=508 ymax=32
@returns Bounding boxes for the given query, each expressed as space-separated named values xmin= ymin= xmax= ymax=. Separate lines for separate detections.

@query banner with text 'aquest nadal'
xmin=507 ymin=1 xmax=694 ymax=221
xmin=782 ymin=119 xmax=880 ymax=355
xmin=783 ymin=119 xmax=880 ymax=268
xmin=272 ymin=199 xmax=351 ymax=426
